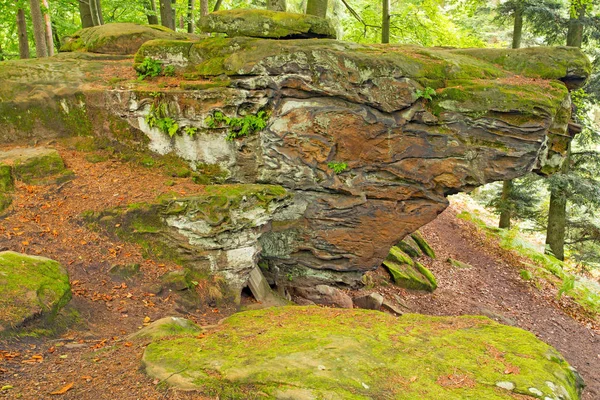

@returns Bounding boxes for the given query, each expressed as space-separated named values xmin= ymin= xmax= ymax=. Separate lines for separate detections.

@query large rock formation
xmin=0 ymin=21 xmax=591 ymax=299
xmin=140 ymin=306 xmax=584 ymax=399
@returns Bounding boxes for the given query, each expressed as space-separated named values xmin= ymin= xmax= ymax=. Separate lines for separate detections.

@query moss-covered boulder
xmin=382 ymin=246 xmax=437 ymax=292
xmin=0 ymin=251 xmax=71 ymax=332
xmin=199 ymin=9 xmax=336 ymax=39
xmin=142 ymin=306 xmax=582 ymax=399
xmin=60 ymin=23 xmax=191 ymax=55
xmin=130 ymin=316 xmax=203 ymax=341
xmin=411 ymin=231 xmax=436 ymax=258
xmin=0 ymin=147 xmax=68 ymax=184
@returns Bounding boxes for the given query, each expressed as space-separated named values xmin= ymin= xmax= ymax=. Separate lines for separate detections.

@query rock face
xmin=0 ymin=32 xmax=591 ymax=300
xmin=60 ymin=23 xmax=191 ymax=55
xmin=0 ymin=252 xmax=71 ymax=331
xmin=199 ymin=9 xmax=336 ymax=39
xmin=142 ymin=306 xmax=583 ymax=399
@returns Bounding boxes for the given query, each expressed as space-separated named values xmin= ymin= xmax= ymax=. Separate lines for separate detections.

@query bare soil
xmin=0 ymin=144 xmax=598 ymax=399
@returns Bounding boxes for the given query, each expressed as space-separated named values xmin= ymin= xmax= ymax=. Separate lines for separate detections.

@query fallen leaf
xmin=50 ymin=382 xmax=73 ymax=395
xmin=124 ymin=342 xmax=132 ymax=347
xmin=1 ymin=385 xmax=13 ymax=390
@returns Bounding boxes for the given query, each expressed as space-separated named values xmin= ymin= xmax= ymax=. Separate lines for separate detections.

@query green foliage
xmin=327 ymin=162 xmax=348 ymax=174
xmin=163 ymin=65 xmax=176 ymax=77
xmin=145 ymin=102 xmax=179 ymax=137
xmin=136 ymin=57 xmax=163 ymax=80
xmin=558 ymin=275 xmax=575 ymax=299
xmin=415 ymin=87 xmax=437 ymax=101
xmin=204 ymin=110 xmax=269 ymax=141
xmin=183 ymin=126 xmax=198 ymax=137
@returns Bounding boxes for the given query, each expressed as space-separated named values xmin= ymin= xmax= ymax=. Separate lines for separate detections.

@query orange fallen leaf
xmin=124 ymin=342 xmax=133 ymax=347
xmin=50 ymin=382 xmax=73 ymax=395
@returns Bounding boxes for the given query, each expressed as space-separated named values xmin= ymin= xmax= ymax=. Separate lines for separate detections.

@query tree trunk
xmin=79 ymin=1 xmax=94 ymax=28
xmin=512 ymin=7 xmax=523 ymax=49
xmin=306 ymin=0 xmax=327 ymax=17
xmin=566 ymin=4 xmax=585 ymax=47
xmin=89 ymin=0 xmax=99 ymax=26
xmin=29 ymin=0 xmax=49 ymax=58
xmin=187 ymin=0 xmax=195 ymax=32
xmin=52 ymin=22 xmax=61 ymax=48
xmin=267 ymin=0 xmax=286 ymax=11
xmin=145 ymin=0 xmax=159 ymax=24
xmin=382 ymin=0 xmax=390 ymax=44
xmin=96 ymin=0 xmax=104 ymax=24
xmin=498 ymin=180 xmax=513 ymax=229
xmin=159 ymin=0 xmax=174 ymax=29
xmin=213 ymin=0 xmax=223 ymax=12
xmin=16 ymin=7 xmax=30 ymax=59
xmin=41 ymin=0 xmax=54 ymax=56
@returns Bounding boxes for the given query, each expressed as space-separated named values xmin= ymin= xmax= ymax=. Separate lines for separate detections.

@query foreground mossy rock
xmin=0 ymin=252 xmax=71 ymax=331
xmin=411 ymin=231 xmax=436 ymax=258
xmin=383 ymin=246 xmax=437 ymax=292
xmin=60 ymin=23 xmax=191 ymax=55
xmin=142 ymin=307 xmax=582 ymax=399
xmin=130 ymin=316 xmax=203 ymax=341
xmin=199 ymin=9 xmax=336 ymax=39
xmin=0 ymin=147 xmax=67 ymax=184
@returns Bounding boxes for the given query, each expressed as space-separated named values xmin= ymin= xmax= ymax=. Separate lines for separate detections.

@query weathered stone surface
xmin=141 ymin=306 xmax=582 ymax=399
xmin=199 ymin=9 xmax=336 ymax=39
xmin=129 ymin=316 xmax=203 ymax=341
xmin=0 ymin=38 xmax=591 ymax=301
xmin=247 ymin=266 xmax=272 ymax=302
xmin=383 ymin=246 xmax=437 ymax=292
xmin=0 ymin=251 xmax=71 ymax=331
xmin=0 ymin=147 xmax=68 ymax=184
xmin=353 ymin=292 xmax=384 ymax=310
xmin=60 ymin=23 xmax=191 ymax=55
xmin=289 ymin=285 xmax=353 ymax=308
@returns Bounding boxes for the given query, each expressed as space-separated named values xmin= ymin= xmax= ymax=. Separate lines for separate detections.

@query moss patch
xmin=0 ymin=251 xmax=71 ymax=332
xmin=142 ymin=306 xmax=581 ymax=399
xmin=411 ymin=231 xmax=436 ymax=258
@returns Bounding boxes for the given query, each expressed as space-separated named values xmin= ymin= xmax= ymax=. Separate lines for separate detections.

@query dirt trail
xmin=405 ymin=207 xmax=600 ymax=400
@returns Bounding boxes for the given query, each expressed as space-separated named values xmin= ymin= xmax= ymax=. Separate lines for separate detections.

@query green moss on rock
xmin=142 ymin=306 xmax=581 ymax=399
xmin=411 ymin=231 xmax=436 ymax=258
xmin=0 ymin=251 xmax=71 ymax=332
xmin=60 ymin=23 xmax=191 ymax=55
xmin=199 ymin=9 xmax=336 ymax=39
xmin=130 ymin=316 xmax=203 ymax=341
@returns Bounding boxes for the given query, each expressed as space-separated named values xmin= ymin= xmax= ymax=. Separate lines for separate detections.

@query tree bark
xmin=382 ymin=0 xmax=390 ymax=44
xmin=89 ymin=0 xmax=99 ymax=26
xmin=79 ymin=1 xmax=94 ymax=28
xmin=187 ymin=0 xmax=195 ymax=32
xmin=498 ymin=180 xmax=513 ymax=229
xmin=41 ymin=0 xmax=54 ymax=56
xmin=145 ymin=0 xmax=159 ymax=24
xmin=512 ymin=7 xmax=523 ymax=49
xmin=29 ymin=0 xmax=49 ymax=58
xmin=566 ymin=4 xmax=585 ymax=47
xmin=16 ymin=7 xmax=30 ymax=59
xmin=267 ymin=0 xmax=286 ymax=11
xmin=159 ymin=0 xmax=174 ymax=29
xmin=96 ymin=0 xmax=104 ymax=24
xmin=213 ymin=0 xmax=223 ymax=12
xmin=306 ymin=0 xmax=327 ymax=17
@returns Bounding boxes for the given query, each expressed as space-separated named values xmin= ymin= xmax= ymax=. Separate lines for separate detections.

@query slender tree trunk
xmin=200 ymin=0 xmax=208 ymax=15
xmin=546 ymin=148 xmax=570 ymax=260
xmin=213 ymin=0 xmax=222 ymax=12
xmin=41 ymin=0 xmax=54 ymax=56
xmin=498 ymin=180 xmax=513 ymax=229
xmin=79 ymin=1 xmax=94 ymax=28
xmin=306 ymin=0 xmax=327 ymax=17
xmin=187 ymin=0 xmax=195 ymax=32
xmin=382 ymin=0 xmax=390 ymax=44
xmin=29 ymin=0 xmax=49 ymax=58
xmin=96 ymin=0 xmax=104 ymax=24
xmin=566 ymin=4 xmax=585 ymax=47
xmin=16 ymin=7 xmax=30 ymax=59
xmin=159 ymin=0 xmax=174 ymax=29
xmin=512 ymin=7 xmax=523 ymax=49
xmin=267 ymin=0 xmax=286 ymax=11
xmin=145 ymin=0 xmax=159 ymax=24
xmin=52 ymin=22 xmax=61 ymax=48
xmin=89 ymin=0 xmax=99 ymax=26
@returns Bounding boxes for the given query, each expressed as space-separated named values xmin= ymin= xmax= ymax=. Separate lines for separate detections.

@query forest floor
xmin=0 ymin=143 xmax=598 ymax=399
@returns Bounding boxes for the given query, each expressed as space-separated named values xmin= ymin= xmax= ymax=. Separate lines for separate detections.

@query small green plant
xmin=163 ymin=65 xmax=176 ymax=77
xmin=204 ymin=110 xmax=269 ymax=141
xmin=557 ymin=275 xmax=575 ymax=300
xmin=415 ymin=87 xmax=437 ymax=101
xmin=519 ymin=269 xmax=533 ymax=281
xmin=149 ymin=91 xmax=163 ymax=98
xmin=136 ymin=57 xmax=163 ymax=80
xmin=184 ymin=126 xmax=198 ymax=137
xmin=327 ymin=161 xmax=348 ymax=174
xmin=145 ymin=102 xmax=179 ymax=137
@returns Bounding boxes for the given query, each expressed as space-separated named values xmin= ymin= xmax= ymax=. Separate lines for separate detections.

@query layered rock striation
xmin=0 ymin=19 xmax=591 ymax=298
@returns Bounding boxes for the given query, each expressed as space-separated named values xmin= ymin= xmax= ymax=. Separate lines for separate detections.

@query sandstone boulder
xmin=199 ymin=9 xmax=336 ymax=39
xmin=383 ymin=246 xmax=437 ymax=292
xmin=60 ymin=23 xmax=191 ymax=55
xmin=0 ymin=251 xmax=71 ymax=332
xmin=141 ymin=306 xmax=583 ymax=399
xmin=0 ymin=147 xmax=69 ymax=184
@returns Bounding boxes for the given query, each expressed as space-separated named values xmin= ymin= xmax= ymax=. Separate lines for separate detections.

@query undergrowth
xmin=205 ymin=111 xmax=268 ymax=141
xmin=458 ymin=210 xmax=600 ymax=318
